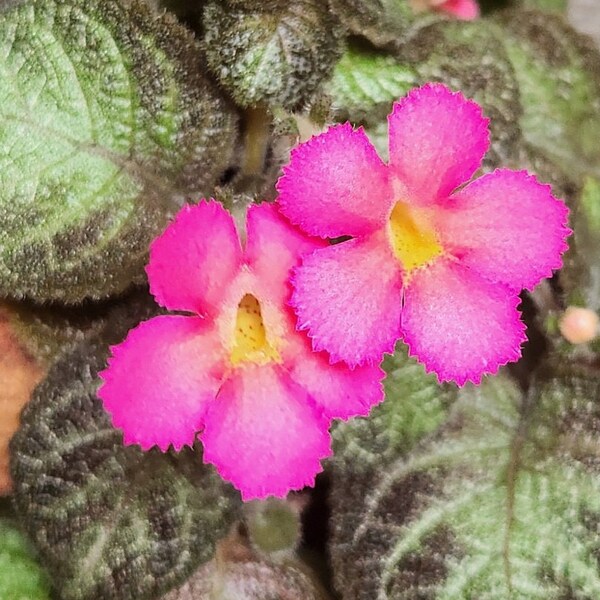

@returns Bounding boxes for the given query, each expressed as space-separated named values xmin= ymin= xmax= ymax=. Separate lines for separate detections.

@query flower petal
xmin=438 ymin=0 xmax=479 ymax=19
xmin=147 ymin=201 xmax=242 ymax=315
xmin=388 ymin=84 xmax=490 ymax=204
xmin=276 ymin=123 xmax=392 ymax=238
xmin=401 ymin=259 xmax=526 ymax=385
xmin=98 ymin=316 xmax=226 ymax=452
xmin=291 ymin=233 xmax=402 ymax=367
xmin=285 ymin=335 xmax=385 ymax=420
xmin=245 ymin=202 xmax=326 ymax=303
xmin=201 ymin=364 xmax=331 ymax=501
xmin=437 ymin=169 xmax=570 ymax=291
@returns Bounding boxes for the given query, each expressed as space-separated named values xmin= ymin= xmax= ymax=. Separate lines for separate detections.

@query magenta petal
xmin=388 ymin=84 xmax=490 ymax=204
xmin=245 ymin=203 xmax=326 ymax=303
xmin=438 ymin=0 xmax=479 ymax=19
xmin=147 ymin=201 xmax=242 ymax=315
xmin=201 ymin=364 xmax=331 ymax=501
xmin=98 ymin=316 xmax=226 ymax=452
xmin=277 ymin=123 xmax=392 ymax=238
xmin=291 ymin=233 xmax=402 ymax=367
xmin=286 ymin=337 xmax=385 ymax=420
xmin=401 ymin=259 xmax=527 ymax=385
xmin=438 ymin=169 xmax=570 ymax=291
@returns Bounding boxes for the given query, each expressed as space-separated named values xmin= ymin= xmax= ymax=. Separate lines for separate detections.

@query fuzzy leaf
xmin=329 ymin=23 xmax=524 ymax=166
xmin=327 ymin=0 xmax=420 ymax=46
xmin=331 ymin=365 xmax=600 ymax=599
xmin=0 ymin=519 xmax=51 ymax=600
xmin=498 ymin=10 xmax=600 ymax=179
xmin=5 ymin=287 xmax=155 ymax=366
xmin=0 ymin=0 xmax=237 ymax=303
xmin=329 ymin=46 xmax=418 ymax=124
xmin=10 ymin=299 xmax=241 ymax=600
xmin=203 ymin=0 xmax=342 ymax=110
xmin=330 ymin=345 xmax=456 ymax=599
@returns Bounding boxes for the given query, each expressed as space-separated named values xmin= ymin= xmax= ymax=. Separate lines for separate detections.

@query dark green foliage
xmin=6 ymin=287 xmax=157 ymax=366
xmin=203 ymin=0 xmax=343 ymax=110
xmin=330 ymin=345 xmax=456 ymax=599
xmin=497 ymin=10 xmax=600 ymax=179
xmin=331 ymin=361 xmax=600 ymax=599
xmin=0 ymin=0 xmax=237 ymax=303
xmin=327 ymin=0 xmax=419 ymax=46
xmin=10 ymin=299 xmax=241 ymax=600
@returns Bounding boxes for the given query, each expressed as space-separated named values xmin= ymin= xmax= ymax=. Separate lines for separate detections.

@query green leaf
xmin=327 ymin=0 xmax=422 ymax=47
xmin=0 ymin=519 xmax=51 ymax=600
xmin=0 ymin=0 xmax=237 ymax=303
xmin=202 ymin=0 xmax=343 ymax=110
xmin=6 ymin=287 xmax=157 ymax=366
xmin=331 ymin=366 xmax=600 ymax=599
xmin=513 ymin=0 xmax=567 ymax=11
xmin=330 ymin=344 xmax=456 ymax=598
xmin=10 ymin=299 xmax=241 ymax=600
xmin=329 ymin=22 xmax=525 ymax=167
xmin=329 ymin=45 xmax=418 ymax=123
xmin=498 ymin=10 xmax=600 ymax=179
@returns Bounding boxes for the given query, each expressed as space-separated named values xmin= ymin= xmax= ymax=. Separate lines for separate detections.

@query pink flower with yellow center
xmin=98 ymin=201 xmax=384 ymax=500
xmin=276 ymin=83 xmax=570 ymax=385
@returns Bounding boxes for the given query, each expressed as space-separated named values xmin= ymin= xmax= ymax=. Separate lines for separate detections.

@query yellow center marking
xmin=388 ymin=201 xmax=443 ymax=274
xmin=230 ymin=294 xmax=280 ymax=366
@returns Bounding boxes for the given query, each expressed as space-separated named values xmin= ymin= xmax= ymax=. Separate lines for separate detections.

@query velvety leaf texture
xmin=329 ymin=46 xmax=419 ymax=124
xmin=0 ymin=518 xmax=51 ymax=600
xmin=330 ymin=345 xmax=457 ymax=599
xmin=6 ymin=287 xmax=155 ymax=366
xmin=327 ymin=0 xmax=418 ymax=46
xmin=331 ymin=364 xmax=600 ymax=599
xmin=498 ymin=10 xmax=600 ymax=179
xmin=203 ymin=0 xmax=343 ymax=110
xmin=10 ymin=298 xmax=241 ymax=600
xmin=0 ymin=0 xmax=237 ymax=303
xmin=329 ymin=22 xmax=523 ymax=166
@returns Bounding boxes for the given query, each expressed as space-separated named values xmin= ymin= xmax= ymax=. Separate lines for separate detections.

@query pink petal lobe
xmin=438 ymin=169 xmax=570 ymax=291
xmin=285 ymin=335 xmax=385 ymax=420
xmin=388 ymin=84 xmax=490 ymax=204
xmin=147 ymin=201 xmax=242 ymax=315
xmin=401 ymin=259 xmax=527 ymax=385
xmin=98 ymin=316 xmax=226 ymax=452
xmin=291 ymin=233 xmax=403 ymax=367
xmin=438 ymin=0 xmax=479 ymax=19
xmin=245 ymin=203 xmax=327 ymax=303
xmin=276 ymin=123 xmax=392 ymax=239
xmin=201 ymin=364 xmax=331 ymax=501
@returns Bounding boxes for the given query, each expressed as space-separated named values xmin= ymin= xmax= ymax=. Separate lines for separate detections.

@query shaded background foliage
xmin=0 ymin=0 xmax=598 ymax=598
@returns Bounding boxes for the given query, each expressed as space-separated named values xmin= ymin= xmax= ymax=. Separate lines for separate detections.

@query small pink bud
xmin=559 ymin=306 xmax=599 ymax=344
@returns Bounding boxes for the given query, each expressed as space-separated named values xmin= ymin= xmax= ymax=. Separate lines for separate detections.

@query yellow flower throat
xmin=230 ymin=294 xmax=280 ymax=366
xmin=388 ymin=201 xmax=443 ymax=274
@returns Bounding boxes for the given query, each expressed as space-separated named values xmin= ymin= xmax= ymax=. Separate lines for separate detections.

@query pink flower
xmin=98 ymin=201 xmax=384 ymax=500
xmin=434 ymin=0 xmax=479 ymax=20
xmin=276 ymin=84 xmax=570 ymax=385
